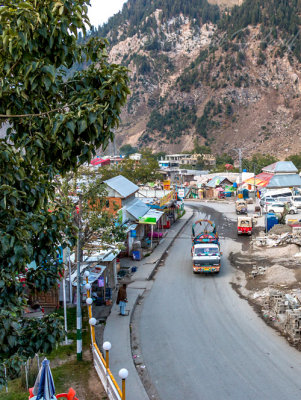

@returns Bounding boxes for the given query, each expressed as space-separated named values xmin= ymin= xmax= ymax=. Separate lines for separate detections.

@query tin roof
xmin=266 ymin=174 xmax=301 ymax=188
xmin=206 ymin=176 xmax=231 ymax=188
xmin=104 ymin=175 xmax=139 ymax=198
xmin=138 ymin=209 xmax=164 ymax=224
xmin=262 ymin=161 xmax=298 ymax=174
xmin=125 ymin=198 xmax=150 ymax=220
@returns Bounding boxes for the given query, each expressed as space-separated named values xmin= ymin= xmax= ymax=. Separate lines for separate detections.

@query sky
xmin=88 ymin=0 xmax=127 ymax=27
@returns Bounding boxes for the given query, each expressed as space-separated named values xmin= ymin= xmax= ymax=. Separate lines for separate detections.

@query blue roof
xmin=104 ymin=175 xmax=139 ymax=198
xmin=263 ymin=161 xmax=298 ymax=174
xmin=266 ymin=174 xmax=301 ymax=188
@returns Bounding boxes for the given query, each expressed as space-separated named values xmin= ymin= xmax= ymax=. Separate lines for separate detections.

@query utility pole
xmin=253 ymin=163 xmax=256 ymax=200
xmin=233 ymin=148 xmax=243 ymax=189
xmin=76 ymin=194 xmax=82 ymax=361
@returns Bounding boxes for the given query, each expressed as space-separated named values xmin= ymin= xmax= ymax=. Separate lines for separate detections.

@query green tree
xmin=119 ymin=144 xmax=138 ymax=157
xmin=0 ymin=0 xmax=129 ymax=384
xmin=58 ymin=172 xmax=126 ymax=260
xmin=286 ymin=154 xmax=301 ymax=172
xmin=100 ymin=151 xmax=163 ymax=184
xmin=242 ymin=153 xmax=278 ymax=174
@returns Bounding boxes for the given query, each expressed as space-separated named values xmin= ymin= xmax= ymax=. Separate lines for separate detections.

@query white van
xmin=261 ymin=188 xmax=292 ymax=200
xmin=290 ymin=196 xmax=301 ymax=208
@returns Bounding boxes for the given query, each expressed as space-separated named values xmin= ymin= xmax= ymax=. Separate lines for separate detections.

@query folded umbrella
xmin=32 ymin=358 xmax=56 ymax=400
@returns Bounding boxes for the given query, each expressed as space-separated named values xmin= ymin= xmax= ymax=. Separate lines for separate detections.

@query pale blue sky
xmin=88 ymin=0 xmax=127 ymax=27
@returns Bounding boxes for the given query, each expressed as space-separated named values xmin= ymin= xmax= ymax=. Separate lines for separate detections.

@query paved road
xmin=139 ymin=202 xmax=301 ymax=400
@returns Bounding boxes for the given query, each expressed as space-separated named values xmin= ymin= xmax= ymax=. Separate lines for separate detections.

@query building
xmin=129 ymin=153 xmax=142 ymax=161
xmin=244 ymin=161 xmax=301 ymax=190
xmin=103 ymin=175 xmax=164 ymax=256
xmin=159 ymin=154 xmax=216 ymax=169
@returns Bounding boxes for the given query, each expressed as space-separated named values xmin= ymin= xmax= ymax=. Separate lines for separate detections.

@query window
xmin=106 ymin=200 xmax=110 ymax=208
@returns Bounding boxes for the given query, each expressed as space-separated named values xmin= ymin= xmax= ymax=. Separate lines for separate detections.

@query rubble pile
xmin=262 ymin=290 xmax=301 ymax=343
xmin=254 ymin=232 xmax=301 ymax=247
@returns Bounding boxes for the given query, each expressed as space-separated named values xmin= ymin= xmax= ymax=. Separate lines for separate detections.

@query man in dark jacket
xmin=116 ymin=283 xmax=127 ymax=315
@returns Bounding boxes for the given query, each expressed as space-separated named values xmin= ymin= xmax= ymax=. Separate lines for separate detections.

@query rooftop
xmin=104 ymin=175 xmax=139 ymax=198
xmin=262 ymin=161 xmax=298 ymax=174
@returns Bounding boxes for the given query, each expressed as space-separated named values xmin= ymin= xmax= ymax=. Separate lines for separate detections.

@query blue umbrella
xmin=32 ymin=358 xmax=56 ymax=400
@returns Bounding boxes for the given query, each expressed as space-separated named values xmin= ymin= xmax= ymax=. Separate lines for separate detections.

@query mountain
xmin=93 ymin=0 xmax=301 ymax=158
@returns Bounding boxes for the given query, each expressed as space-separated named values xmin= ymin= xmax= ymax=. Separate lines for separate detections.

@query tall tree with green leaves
xmin=0 ymin=0 xmax=129 ymax=384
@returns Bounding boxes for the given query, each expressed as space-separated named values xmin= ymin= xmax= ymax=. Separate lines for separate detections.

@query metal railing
xmin=85 ymin=274 xmax=127 ymax=400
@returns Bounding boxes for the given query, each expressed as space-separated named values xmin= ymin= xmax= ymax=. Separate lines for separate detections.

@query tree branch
xmin=0 ymin=104 xmax=70 ymax=118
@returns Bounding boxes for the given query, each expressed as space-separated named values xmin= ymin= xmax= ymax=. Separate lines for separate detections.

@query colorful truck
xmin=191 ymin=220 xmax=221 ymax=273
xmin=191 ymin=243 xmax=221 ymax=273
xmin=191 ymin=219 xmax=219 ymax=245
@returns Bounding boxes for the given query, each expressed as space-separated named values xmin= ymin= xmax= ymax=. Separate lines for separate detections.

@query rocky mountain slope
xmin=96 ymin=0 xmax=301 ymax=158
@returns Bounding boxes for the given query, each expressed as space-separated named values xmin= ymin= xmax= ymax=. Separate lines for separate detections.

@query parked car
xmin=267 ymin=202 xmax=298 ymax=214
xmin=290 ymin=196 xmax=301 ymax=209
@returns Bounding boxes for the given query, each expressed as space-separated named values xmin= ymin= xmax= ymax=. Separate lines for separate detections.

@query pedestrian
xmin=116 ymin=283 xmax=127 ymax=316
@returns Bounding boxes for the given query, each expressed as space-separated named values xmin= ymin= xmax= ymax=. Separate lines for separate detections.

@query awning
xmin=81 ymin=265 xmax=107 ymax=286
xmin=70 ymin=264 xmax=106 ymax=286
xmin=243 ymin=172 xmax=273 ymax=188
xmin=139 ymin=209 xmax=164 ymax=224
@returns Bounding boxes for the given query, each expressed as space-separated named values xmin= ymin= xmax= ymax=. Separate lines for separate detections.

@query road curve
xmin=139 ymin=203 xmax=301 ymax=400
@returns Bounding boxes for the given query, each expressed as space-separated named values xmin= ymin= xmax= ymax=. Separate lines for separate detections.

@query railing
xmin=85 ymin=273 xmax=127 ymax=400
xmin=92 ymin=344 xmax=122 ymax=400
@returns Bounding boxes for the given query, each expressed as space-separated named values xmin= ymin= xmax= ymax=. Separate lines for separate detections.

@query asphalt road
xmin=139 ymin=202 xmax=301 ymax=400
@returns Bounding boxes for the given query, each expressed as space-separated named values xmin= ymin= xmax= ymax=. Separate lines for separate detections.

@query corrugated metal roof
xmin=125 ymin=198 xmax=150 ymax=220
xmin=266 ymin=174 xmax=301 ymax=188
xmin=206 ymin=176 xmax=228 ymax=188
xmin=263 ymin=161 xmax=298 ymax=173
xmin=104 ymin=175 xmax=139 ymax=198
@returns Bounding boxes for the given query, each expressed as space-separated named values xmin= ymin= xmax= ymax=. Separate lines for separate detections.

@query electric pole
xmin=233 ymin=148 xmax=243 ymax=188
xmin=76 ymin=194 xmax=82 ymax=361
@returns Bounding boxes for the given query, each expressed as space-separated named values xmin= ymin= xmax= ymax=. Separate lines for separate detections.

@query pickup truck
xmin=191 ymin=243 xmax=221 ymax=274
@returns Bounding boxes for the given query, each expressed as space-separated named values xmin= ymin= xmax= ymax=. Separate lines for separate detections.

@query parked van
xmin=290 ymin=196 xmax=301 ymax=208
xmin=261 ymin=188 xmax=292 ymax=200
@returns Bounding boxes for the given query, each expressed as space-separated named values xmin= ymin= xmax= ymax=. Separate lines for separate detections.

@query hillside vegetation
xmin=88 ymin=0 xmax=301 ymax=158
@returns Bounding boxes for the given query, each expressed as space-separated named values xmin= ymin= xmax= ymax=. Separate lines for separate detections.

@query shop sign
xmin=163 ymin=180 xmax=170 ymax=190
xmin=178 ymin=188 xmax=185 ymax=198
xmin=160 ymin=190 xmax=175 ymax=207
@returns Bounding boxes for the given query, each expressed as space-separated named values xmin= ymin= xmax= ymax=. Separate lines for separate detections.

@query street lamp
xmin=89 ymin=317 xmax=97 ymax=326
xmin=119 ymin=368 xmax=129 ymax=400
xmin=103 ymin=341 xmax=112 ymax=369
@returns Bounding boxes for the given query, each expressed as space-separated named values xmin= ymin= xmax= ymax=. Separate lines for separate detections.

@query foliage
xmin=0 ymin=0 xmax=129 ymax=385
xmin=147 ymin=103 xmax=197 ymax=140
xmin=58 ymin=172 xmax=126 ymax=258
xmin=242 ymin=153 xmax=278 ymax=175
xmin=193 ymin=138 xmax=211 ymax=154
xmin=219 ymin=0 xmax=301 ymax=61
xmin=119 ymin=144 xmax=138 ymax=157
xmin=216 ymin=153 xmax=234 ymax=168
xmin=100 ymin=151 xmax=163 ymax=184
xmin=285 ymin=154 xmax=301 ymax=171
xmin=98 ymin=0 xmax=220 ymax=46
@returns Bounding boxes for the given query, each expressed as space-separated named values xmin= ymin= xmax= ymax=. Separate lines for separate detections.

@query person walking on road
xmin=116 ymin=283 xmax=128 ymax=316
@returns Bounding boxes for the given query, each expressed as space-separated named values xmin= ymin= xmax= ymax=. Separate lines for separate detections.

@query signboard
xmin=160 ymin=190 xmax=175 ymax=207
xmin=139 ymin=216 xmax=157 ymax=224
xmin=163 ymin=180 xmax=170 ymax=190
xmin=178 ymin=189 xmax=185 ymax=198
